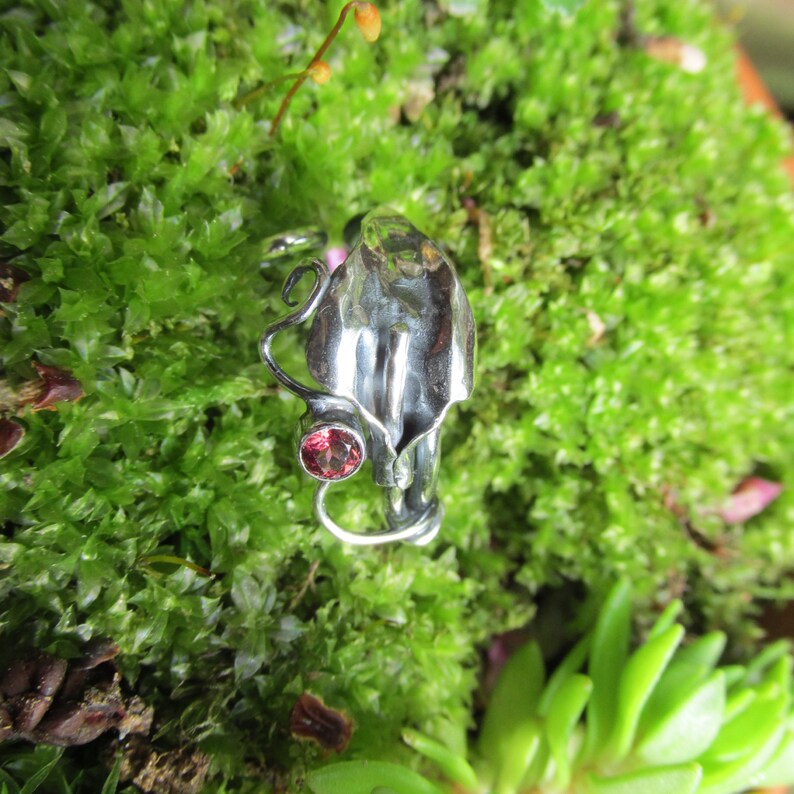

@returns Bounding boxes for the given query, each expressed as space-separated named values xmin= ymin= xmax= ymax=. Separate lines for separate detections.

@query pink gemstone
xmin=300 ymin=426 xmax=363 ymax=480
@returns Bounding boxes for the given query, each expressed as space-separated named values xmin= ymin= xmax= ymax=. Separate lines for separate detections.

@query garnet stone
xmin=299 ymin=425 xmax=363 ymax=480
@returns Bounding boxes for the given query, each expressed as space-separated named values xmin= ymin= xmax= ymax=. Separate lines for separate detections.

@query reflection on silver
xmin=260 ymin=208 xmax=476 ymax=545
xmin=260 ymin=227 xmax=328 ymax=268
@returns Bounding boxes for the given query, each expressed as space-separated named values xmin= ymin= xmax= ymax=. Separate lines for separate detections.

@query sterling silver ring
xmin=260 ymin=208 xmax=476 ymax=546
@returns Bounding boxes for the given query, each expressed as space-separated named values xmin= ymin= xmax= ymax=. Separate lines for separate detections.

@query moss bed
xmin=1 ymin=0 xmax=793 ymax=790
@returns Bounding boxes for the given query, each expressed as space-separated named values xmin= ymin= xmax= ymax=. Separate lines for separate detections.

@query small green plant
xmin=308 ymin=581 xmax=794 ymax=794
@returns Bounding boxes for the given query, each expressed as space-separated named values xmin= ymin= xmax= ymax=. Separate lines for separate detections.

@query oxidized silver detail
xmin=260 ymin=208 xmax=476 ymax=545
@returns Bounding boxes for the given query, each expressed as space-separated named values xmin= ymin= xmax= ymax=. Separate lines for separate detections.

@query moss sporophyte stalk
xmin=234 ymin=2 xmax=382 ymax=135
xmin=1 ymin=0 xmax=794 ymax=790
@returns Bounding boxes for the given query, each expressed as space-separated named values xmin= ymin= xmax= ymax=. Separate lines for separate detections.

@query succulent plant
xmin=307 ymin=581 xmax=794 ymax=794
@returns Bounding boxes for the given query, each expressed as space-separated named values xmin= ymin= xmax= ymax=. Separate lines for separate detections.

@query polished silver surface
xmin=260 ymin=208 xmax=476 ymax=545
xmin=260 ymin=227 xmax=328 ymax=268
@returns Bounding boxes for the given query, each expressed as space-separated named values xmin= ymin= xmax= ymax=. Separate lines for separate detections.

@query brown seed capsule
xmin=353 ymin=2 xmax=381 ymax=43
xmin=289 ymin=693 xmax=352 ymax=753
xmin=309 ymin=61 xmax=332 ymax=85
xmin=0 ymin=418 xmax=24 ymax=458
xmin=20 ymin=363 xmax=84 ymax=411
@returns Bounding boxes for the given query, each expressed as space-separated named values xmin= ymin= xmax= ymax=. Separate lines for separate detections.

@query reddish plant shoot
xmin=269 ymin=2 xmax=382 ymax=137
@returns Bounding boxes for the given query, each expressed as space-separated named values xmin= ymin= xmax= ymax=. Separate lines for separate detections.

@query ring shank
xmin=314 ymin=480 xmax=443 ymax=546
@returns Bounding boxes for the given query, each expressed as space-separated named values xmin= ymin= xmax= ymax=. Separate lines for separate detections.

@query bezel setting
xmin=298 ymin=422 xmax=366 ymax=482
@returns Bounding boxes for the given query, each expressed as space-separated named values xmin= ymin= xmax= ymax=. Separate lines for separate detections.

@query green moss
xmin=0 ymin=0 xmax=793 ymax=790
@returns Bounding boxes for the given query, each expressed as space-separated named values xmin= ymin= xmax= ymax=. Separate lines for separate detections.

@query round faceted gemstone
xmin=299 ymin=425 xmax=363 ymax=480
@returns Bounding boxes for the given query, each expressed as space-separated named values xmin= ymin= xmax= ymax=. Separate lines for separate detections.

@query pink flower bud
xmin=324 ymin=247 xmax=349 ymax=274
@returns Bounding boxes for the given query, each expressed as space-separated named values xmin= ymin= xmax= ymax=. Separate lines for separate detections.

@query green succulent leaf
xmin=478 ymin=640 xmax=545 ymax=767
xmin=607 ymin=624 xmax=685 ymax=761
xmin=722 ymin=688 xmax=756 ymax=723
xmin=545 ymin=673 xmax=592 ymax=788
xmin=699 ymin=723 xmax=787 ymax=794
xmin=586 ymin=762 xmax=702 ymax=794
xmin=581 ymin=579 xmax=632 ymax=761
xmin=538 ymin=634 xmax=592 ymax=716
xmin=750 ymin=730 xmax=794 ymax=788
xmin=702 ymin=686 xmax=788 ymax=763
xmin=720 ymin=666 xmax=748 ymax=690
xmin=493 ymin=719 xmax=542 ymax=794
xmin=638 ymin=632 xmax=726 ymax=738
xmin=670 ymin=632 xmax=727 ymax=674
xmin=305 ymin=762 xmax=444 ymax=794
xmin=635 ymin=670 xmax=726 ymax=765
xmin=764 ymin=653 xmax=794 ymax=694
xmin=737 ymin=639 xmax=791 ymax=689
xmin=647 ymin=599 xmax=683 ymax=641
xmin=402 ymin=729 xmax=479 ymax=791
xmin=520 ymin=735 xmax=551 ymax=791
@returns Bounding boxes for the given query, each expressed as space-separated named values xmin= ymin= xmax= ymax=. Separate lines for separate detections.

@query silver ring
xmin=260 ymin=208 xmax=476 ymax=545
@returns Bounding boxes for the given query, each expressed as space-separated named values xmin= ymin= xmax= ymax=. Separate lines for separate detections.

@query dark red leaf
xmin=0 ymin=418 xmax=24 ymax=457
xmin=22 ymin=363 xmax=84 ymax=411
xmin=289 ymin=693 xmax=352 ymax=752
